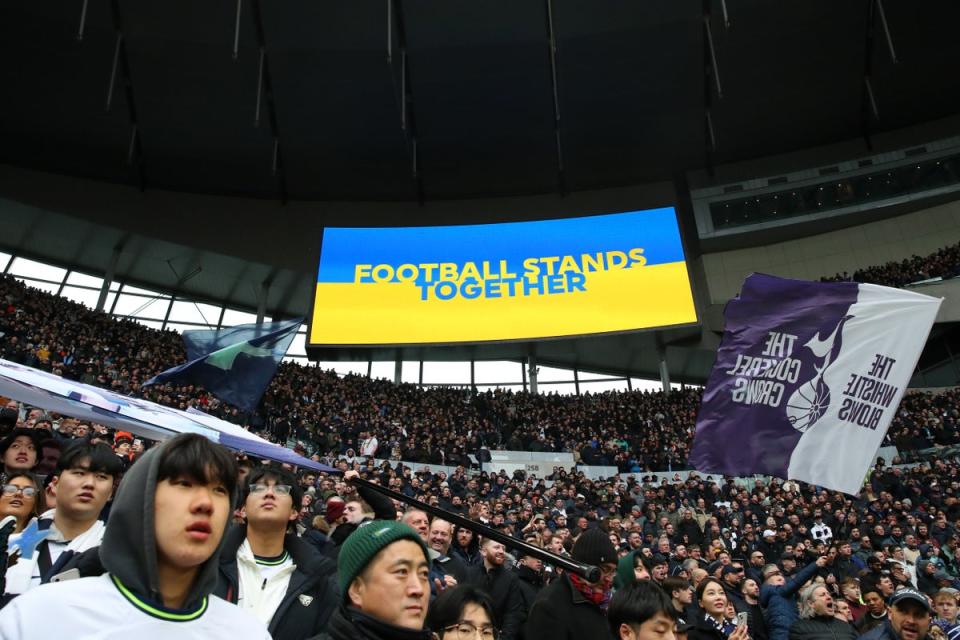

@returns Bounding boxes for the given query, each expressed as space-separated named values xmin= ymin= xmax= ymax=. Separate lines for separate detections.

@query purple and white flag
xmin=690 ymin=273 xmax=941 ymax=495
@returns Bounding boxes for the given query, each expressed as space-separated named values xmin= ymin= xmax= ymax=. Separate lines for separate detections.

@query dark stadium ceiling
xmin=2 ymin=1 xmax=960 ymax=201
xmin=2 ymin=1 xmax=960 ymax=383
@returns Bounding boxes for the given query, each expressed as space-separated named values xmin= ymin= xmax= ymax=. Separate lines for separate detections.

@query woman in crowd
xmin=427 ymin=584 xmax=498 ymax=640
xmin=0 ymin=472 xmax=42 ymax=533
xmin=688 ymin=578 xmax=750 ymax=640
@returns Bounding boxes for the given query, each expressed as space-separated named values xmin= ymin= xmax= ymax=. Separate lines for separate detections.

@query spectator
xmin=687 ymin=577 xmax=750 ymax=640
xmin=216 ymin=465 xmax=338 ymax=639
xmin=856 ymin=583 xmax=890 ymax=635
xmin=3 ymin=441 xmax=120 ymax=596
xmin=607 ymin=580 xmax=679 ymax=640
xmin=525 ymin=528 xmax=619 ymax=640
xmin=322 ymin=520 xmax=431 ymax=640
xmin=788 ymin=584 xmax=855 ymax=640
xmin=0 ymin=433 xmax=271 ymax=638
xmin=0 ymin=472 xmax=43 ymax=533
xmin=859 ymin=588 xmax=933 ymax=640
xmin=0 ymin=429 xmax=40 ymax=483
xmin=760 ymin=556 xmax=827 ymax=640
xmin=426 ymin=584 xmax=498 ymax=640
xmin=467 ymin=539 xmax=525 ymax=640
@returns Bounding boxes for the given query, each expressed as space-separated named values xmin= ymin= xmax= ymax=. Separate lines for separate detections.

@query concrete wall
xmin=699 ymin=201 xmax=960 ymax=304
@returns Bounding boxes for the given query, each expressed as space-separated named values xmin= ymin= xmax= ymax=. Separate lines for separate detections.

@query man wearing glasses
xmin=216 ymin=465 xmax=338 ymax=640
xmin=746 ymin=551 xmax=766 ymax=584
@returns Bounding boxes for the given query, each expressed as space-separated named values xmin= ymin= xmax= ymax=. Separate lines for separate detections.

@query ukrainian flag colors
xmin=309 ymin=208 xmax=697 ymax=345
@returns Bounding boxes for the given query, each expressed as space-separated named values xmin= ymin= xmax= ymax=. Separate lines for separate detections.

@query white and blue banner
xmin=690 ymin=274 xmax=941 ymax=495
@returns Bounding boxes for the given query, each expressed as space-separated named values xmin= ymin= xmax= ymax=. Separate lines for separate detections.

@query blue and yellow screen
xmin=309 ymin=208 xmax=697 ymax=345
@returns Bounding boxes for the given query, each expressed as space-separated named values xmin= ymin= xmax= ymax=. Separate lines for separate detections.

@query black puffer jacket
xmin=216 ymin=525 xmax=338 ymax=640
xmin=788 ymin=616 xmax=857 ymax=640
xmin=310 ymin=606 xmax=433 ymax=640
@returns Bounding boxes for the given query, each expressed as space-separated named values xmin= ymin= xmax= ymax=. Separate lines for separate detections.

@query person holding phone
xmin=788 ymin=584 xmax=856 ymax=640
xmin=687 ymin=578 xmax=750 ymax=640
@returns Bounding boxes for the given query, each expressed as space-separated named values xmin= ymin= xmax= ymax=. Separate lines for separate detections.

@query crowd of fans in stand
xmin=822 ymin=241 xmax=960 ymax=289
xmin=0 ymin=274 xmax=956 ymax=476
xmin=0 ymin=247 xmax=955 ymax=637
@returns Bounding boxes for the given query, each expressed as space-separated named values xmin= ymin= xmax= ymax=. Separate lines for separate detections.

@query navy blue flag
xmin=144 ymin=318 xmax=302 ymax=412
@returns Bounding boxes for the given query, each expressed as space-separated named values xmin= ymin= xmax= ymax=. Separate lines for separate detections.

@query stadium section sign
xmin=308 ymin=208 xmax=697 ymax=346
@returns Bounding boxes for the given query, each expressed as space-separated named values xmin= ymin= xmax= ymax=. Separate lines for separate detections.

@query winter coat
xmin=309 ymin=605 xmax=433 ymax=640
xmin=216 ymin=525 xmax=338 ymax=640
xmin=760 ymin=560 xmax=821 ymax=640
xmin=788 ymin=616 xmax=857 ymax=640
xmin=466 ymin=564 xmax=526 ymax=640
xmin=858 ymin=620 xmax=900 ymax=640
xmin=524 ymin=574 xmax=613 ymax=640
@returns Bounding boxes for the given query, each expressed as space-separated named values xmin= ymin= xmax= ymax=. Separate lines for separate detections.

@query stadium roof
xmin=2 ymin=1 xmax=959 ymax=382
xmin=3 ymin=1 xmax=960 ymax=201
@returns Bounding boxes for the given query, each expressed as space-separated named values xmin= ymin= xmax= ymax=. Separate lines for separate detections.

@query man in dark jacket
xmin=467 ymin=538 xmax=526 ymax=640
xmin=216 ymin=466 xmax=338 ymax=640
xmin=858 ymin=588 xmax=933 ymax=640
xmin=525 ymin=528 xmax=619 ymax=640
xmin=788 ymin=584 xmax=856 ymax=640
xmin=515 ymin=551 xmax=545 ymax=614
xmin=761 ymin=555 xmax=828 ymax=640
xmin=313 ymin=520 xmax=433 ymax=640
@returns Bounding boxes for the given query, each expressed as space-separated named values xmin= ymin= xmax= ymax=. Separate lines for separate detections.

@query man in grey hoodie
xmin=0 ymin=433 xmax=271 ymax=639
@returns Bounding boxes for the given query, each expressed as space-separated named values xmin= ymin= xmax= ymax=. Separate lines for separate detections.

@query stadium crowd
xmin=0 ymin=245 xmax=955 ymax=637
xmin=822 ymin=241 xmax=960 ymax=289
xmin=0 ymin=273 xmax=955 ymax=476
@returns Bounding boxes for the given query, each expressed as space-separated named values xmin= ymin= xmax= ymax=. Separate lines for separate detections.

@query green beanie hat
xmin=338 ymin=520 xmax=430 ymax=600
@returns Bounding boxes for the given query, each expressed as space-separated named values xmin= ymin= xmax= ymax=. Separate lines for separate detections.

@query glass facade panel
xmin=8 ymin=257 xmax=67 ymax=282
xmin=111 ymin=294 xmax=169 ymax=320
xmin=422 ymin=361 xmax=471 ymax=384
xmin=168 ymin=300 xmax=220 ymax=326
xmin=60 ymin=286 xmax=101 ymax=309
xmin=221 ymin=308 xmax=259 ymax=327
xmin=474 ymin=360 xmax=523 ymax=385
xmin=66 ymin=271 xmax=103 ymax=288
xmin=579 ymin=379 xmax=630 ymax=393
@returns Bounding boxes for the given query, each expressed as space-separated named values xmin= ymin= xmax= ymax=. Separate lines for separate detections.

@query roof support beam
xmin=701 ymin=0 xmax=722 ymax=176
xmin=390 ymin=0 xmax=425 ymax=203
xmin=544 ymin=0 xmax=565 ymax=196
xmin=106 ymin=0 xmax=146 ymax=191
xmin=251 ymin=0 xmax=288 ymax=204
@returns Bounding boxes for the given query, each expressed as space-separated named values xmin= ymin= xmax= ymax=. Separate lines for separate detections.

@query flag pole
xmin=349 ymin=476 xmax=601 ymax=582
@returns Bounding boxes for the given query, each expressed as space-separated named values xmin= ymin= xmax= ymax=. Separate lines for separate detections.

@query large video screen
xmin=308 ymin=208 xmax=697 ymax=346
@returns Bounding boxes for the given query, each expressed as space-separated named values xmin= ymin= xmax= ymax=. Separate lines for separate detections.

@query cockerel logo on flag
xmin=690 ymin=274 xmax=941 ymax=495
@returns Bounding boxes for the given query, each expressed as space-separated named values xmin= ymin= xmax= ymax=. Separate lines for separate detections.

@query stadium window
xmin=421 ymin=361 xmax=471 ymax=385
xmin=120 ymin=283 xmax=168 ymax=297
xmin=65 ymin=271 xmax=104 ymax=288
xmin=220 ymin=308 xmax=259 ymax=327
xmin=0 ymin=252 xmax=11 ymax=270
xmin=473 ymin=360 xmax=525 ymax=386
xmin=398 ymin=361 xmax=419 ymax=384
xmin=579 ymin=379 xmax=630 ymax=393
xmin=287 ymin=333 xmax=307 ymax=358
xmin=7 ymin=257 xmax=67 ymax=283
xmin=475 ymin=383 xmax=525 ymax=392
xmin=111 ymin=293 xmax=169 ymax=320
xmin=630 ymin=378 xmax=667 ymax=392
xmin=535 ymin=365 xmax=576 ymax=383
xmin=537 ymin=381 xmax=578 ymax=395
xmin=369 ymin=361 xmax=396 ymax=381
xmin=60 ymin=286 xmax=102 ymax=309
xmin=167 ymin=300 xmax=221 ymax=326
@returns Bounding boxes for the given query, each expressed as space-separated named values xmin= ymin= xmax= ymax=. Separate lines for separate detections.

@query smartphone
xmin=736 ymin=612 xmax=749 ymax=627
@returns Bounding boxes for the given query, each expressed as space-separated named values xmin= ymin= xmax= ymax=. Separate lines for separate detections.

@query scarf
xmin=568 ymin=573 xmax=613 ymax=611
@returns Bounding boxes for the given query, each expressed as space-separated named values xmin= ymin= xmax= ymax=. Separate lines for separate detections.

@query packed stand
xmin=0 ymin=400 xmax=958 ymax=640
xmin=822 ymin=241 xmax=960 ymax=289
xmin=0 ymin=274 xmax=954 ymax=476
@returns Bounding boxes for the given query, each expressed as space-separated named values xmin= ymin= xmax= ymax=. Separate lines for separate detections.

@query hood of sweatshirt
xmin=98 ymin=439 xmax=237 ymax=612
